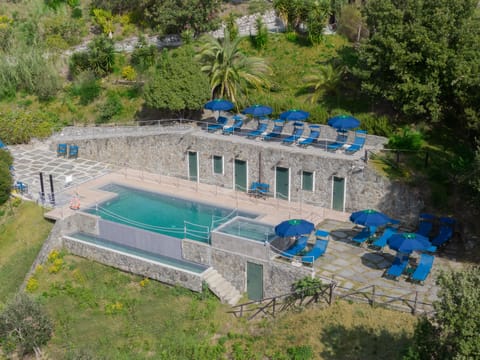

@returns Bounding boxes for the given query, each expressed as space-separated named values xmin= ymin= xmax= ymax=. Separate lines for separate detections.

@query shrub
xmin=292 ymin=276 xmax=325 ymax=297
xmin=70 ymin=71 xmax=101 ymax=105
xmin=130 ymin=36 xmax=157 ymax=71
xmin=253 ymin=17 xmax=268 ymax=49
xmin=226 ymin=14 xmax=239 ymax=41
xmin=287 ymin=345 xmax=314 ymax=360
xmin=96 ymin=92 xmax=123 ymax=124
xmin=337 ymin=4 xmax=368 ymax=43
xmin=387 ymin=126 xmax=424 ymax=151
xmin=26 ymin=277 xmax=39 ymax=292
xmin=0 ymin=292 xmax=53 ymax=357
xmin=0 ymin=163 xmax=11 ymax=205
xmin=121 ymin=65 xmax=136 ymax=81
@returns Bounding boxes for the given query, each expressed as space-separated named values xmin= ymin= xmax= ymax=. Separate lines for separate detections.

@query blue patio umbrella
xmin=275 ymin=219 xmax=314 ymax=238
xmin=280 ymin=109 xmax=310 ymax=122
xmin=328 ymin=115 xmax=360 ymax=131
xmin=388 ymin=232 xmax=432 ymax=254
xmin=350 ymin=209 xmax=395 ymax=227
xmin=204 ymin=99 xmax=234 ymax=112
xmin=242 ymin=104 xmax=273 ymax=117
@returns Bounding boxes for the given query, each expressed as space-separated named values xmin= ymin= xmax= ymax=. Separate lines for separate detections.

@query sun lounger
xmin=57 ymin=143 xmax=67 ymax=157
xmin=411 ymin=254 xmax=434 ymax=283
xmin=298 ymin=125 xmax=321 ymax=147
xmin=223 ymin=118 xmax=243 ymax=135
xmin=431 ymin=225 xmax=453 ymax=247
xmin=416 ymin=213 xmax=435 ymax=238
xmin=207 ymin=116 xmax=228 ymax=132
xmin=263 ymin=120 xmax=284 ymax=141
xmin=386 ymin=256 xmax=409 ymax=279
xmin=248 ymin=182 xmax=270 ymax=198
xmin=68 ymin=145 xmax=79 ymax=158
xmin=282 ymin=122 xmax=304 ymax=144
xmin=247 ymin=122 xmax=268 ymax=139
xmin=282 ymin=235 xmax=309 ymax=259
xmin=345 ymin=130 xmax=367 ymax=154
xmin=327 ymin=133 xmax=348 ymax=151
xmin=352 ymin=226 xmax=377 ymax=245
xmin=301 ymin=230 xmax=329 ymax=264
xmin=371 ymin=226 xmax=397 ymax=250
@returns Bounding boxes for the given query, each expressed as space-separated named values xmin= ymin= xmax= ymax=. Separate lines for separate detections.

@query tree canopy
xmin=143 ymin=47 xmax=210 ymax=115
xmin=356 ymin=0 xmax=480 ymax=142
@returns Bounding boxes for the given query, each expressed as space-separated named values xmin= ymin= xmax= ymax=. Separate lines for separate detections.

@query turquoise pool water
xmin=216 ymin=217 xmax=277 ymax=243
xmin=85 ymin=183 xmax=255 ymax=239
xmin=68 ymin=232 xmax=207 ymax=273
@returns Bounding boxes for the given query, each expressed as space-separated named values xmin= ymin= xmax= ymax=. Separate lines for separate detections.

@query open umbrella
xmin=204 ymin=99 xmax=234 ymax=112
xmin=350 ymin=209 xmax=395 ymax=227
xmin=242 ymin=104 xmax=273 ymax=118
xmin=328 ymin=115 xmax=360 ymax=131
xmin=280 ymin=109 xmax=310 ymax=122
xmin=275 ymin=219 xmax=314 ymax=238
xmin=388 ymin=232 xmax=432 ymax=254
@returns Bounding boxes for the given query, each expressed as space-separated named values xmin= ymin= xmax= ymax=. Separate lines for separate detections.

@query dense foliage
xmin=405 ymin=267 xmax=480 ymax=359
xmin=143 ymin=47 xmax=210 ymax=116
xmin=69 ymin=35 xmax=115 ymax=78
xmin=0 ymin=292 xmax=53 ymax=357
xmin=0 ymin=150 xmax=13 ymax=205
xmin=356 ymin=0 xmax=480 ymax=142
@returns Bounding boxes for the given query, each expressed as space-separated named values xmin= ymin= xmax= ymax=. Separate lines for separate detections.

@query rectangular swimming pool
xmin=85 ymin=183 xmax=256 ymax=240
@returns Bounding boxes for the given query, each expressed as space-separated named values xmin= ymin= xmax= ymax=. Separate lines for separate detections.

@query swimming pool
xmin=216 ymin=217 xmax=277 ymax=243
xmin=85 ymin=183 xmax=256 ymax=240
xmin=67 ymin=232 xmax=207 ymax=274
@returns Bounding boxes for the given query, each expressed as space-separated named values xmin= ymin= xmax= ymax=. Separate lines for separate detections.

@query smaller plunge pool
xmin=216 ymin=217 xmax=277 ymax=243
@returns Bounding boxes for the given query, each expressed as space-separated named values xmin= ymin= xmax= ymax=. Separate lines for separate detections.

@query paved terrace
xmin=9 ymin=132 xmax=463 ymax=311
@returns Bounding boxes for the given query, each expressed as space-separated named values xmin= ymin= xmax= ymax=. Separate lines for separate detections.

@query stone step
xmin=203 ymin=268 xmax=242 ymax=305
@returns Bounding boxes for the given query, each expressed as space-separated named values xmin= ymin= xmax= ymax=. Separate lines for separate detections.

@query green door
xmin=234 ymin=159 xmax=247 ymax=191
xmin=275 ymin=167 xmax=289 ymax=200
xmin=188 ymin=151 xmax=198 ymax=182
xmin=247 ymin=262 xmax=263 ymax=301
xmin=332 ymin=176 xmax=345 ymax=211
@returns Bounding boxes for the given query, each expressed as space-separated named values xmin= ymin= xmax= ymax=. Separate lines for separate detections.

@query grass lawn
xmin=0 ymin=200 xmax=53 ymax=304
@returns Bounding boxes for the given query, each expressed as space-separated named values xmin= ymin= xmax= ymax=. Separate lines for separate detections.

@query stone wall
xmin=210 ymin=231 xmax=271 ymax=261
xmin=52 ymin=127 xmax=421 ymax=220
xmin=211 ymin=10 xmax=285 ymax=38
xmin=64 ymin=237 xmax=204 ymax=292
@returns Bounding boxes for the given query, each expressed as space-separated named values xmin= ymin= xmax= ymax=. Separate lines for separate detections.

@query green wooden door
xmin=234 ymin=159 xmax=247 ymax=191
xmin=247 ymin=262 xmax=263 ymax=301
xmin=275 ymin=167 xmax=289 ymax=200
xmin=332 ymin=176 xmax=345 ymax=211
xmin=188 ymin=151 xmax=198 ymax=182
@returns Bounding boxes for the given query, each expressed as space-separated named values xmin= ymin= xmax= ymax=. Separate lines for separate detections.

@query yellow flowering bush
xmin=48 ymin=249 xmax=60 ymax=262
xmin=139 ymin=278 xmax=150 ymax=287
xmin=105 ymin=301 xmax=124 ymax=315
xmin=48 ymin=258 xmax=64 ymax=274
xmin=26 ymin=277 xmax=39 ymax=292
xmin=121 ymin=66 xmax=136 ymax=81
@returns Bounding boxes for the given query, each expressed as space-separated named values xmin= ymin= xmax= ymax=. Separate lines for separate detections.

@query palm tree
xmin=303 ymin=64 xmax=344 ymax=104
xmin=195 ymin=29 xmax=272 ymax=104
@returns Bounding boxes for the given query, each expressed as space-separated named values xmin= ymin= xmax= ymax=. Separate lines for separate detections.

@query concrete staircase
xmin=202 ymin=268 xmax=242 ymax=306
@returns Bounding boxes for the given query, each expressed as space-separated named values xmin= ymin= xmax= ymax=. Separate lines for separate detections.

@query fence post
xmin=272 ymin=298 xmax=276 ymax=317
xmin=328 ymin=283 xmax=335 ymax=305
xmin=364 ymin=149 xmax=368 ymax=163
xmin=371 ymin=285 xmax=375 ymax=307
xmin=413 ymin=291 xmax=418 ymax=315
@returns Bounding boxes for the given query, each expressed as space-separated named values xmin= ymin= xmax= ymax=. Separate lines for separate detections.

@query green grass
xmin=0 ymin=200 xmax=53 ymax=304
xmin=1 ymin=202 xmax=416 ymax=358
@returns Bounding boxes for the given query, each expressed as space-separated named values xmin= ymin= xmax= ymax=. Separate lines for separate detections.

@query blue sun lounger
xmin=386 ymin=256 xmax=409 ymax=279
xmin=223 ymin=118 xmax=243 ymax=135
xmin=263 ymin=120 xmax=284 ymax=141
xmin=371 ymin=226 xmax=397 ymax=250
xmin=298 ymin=125 xmax=321 ymax=147
xmin=301 ymin=230 xmax=329 ymax=264
xmin=345 ymin=130 xmax=367 ymax=154
xmin=281 ymin=235 xmax=309 ymax=259
xmin=282 ymin=122 xmax=304 ymax=144
xmin=327 ymin=132 xmax=348 ymax=151
xmin=411 ymin=254 xmax=434 ymax=283
xmin=247 ymin=122 xmax=268 ymax=139
xmin=207 ymin=116 xmax=228 ymax=132
xmin=57 ymin=143 xmax=67 ymax=157
xmin=431 ymin=224 xmax=453 ymax=247
xmin=417 ymin=213 xmax=435 ymax=238
xmin=353 ymin=226 xmax=377 ymax=245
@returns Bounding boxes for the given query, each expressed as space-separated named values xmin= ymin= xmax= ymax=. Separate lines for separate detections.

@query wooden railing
xmin=230 ymin=282 xmax=435 ymax=320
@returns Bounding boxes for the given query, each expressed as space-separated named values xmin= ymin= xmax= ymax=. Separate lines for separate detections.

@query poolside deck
xmin=9 ymin=140 xmax=465 ymax=311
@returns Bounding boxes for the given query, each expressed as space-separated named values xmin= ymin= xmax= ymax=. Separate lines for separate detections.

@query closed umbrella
xmin=388 ymin=232 xmax=432 ymax=254
xmin=275 ymin=219 xmax=314 ymax=238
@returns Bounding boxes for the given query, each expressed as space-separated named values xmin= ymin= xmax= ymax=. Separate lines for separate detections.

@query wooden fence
xmin=229 ymin=282 xmax=435 ymax=320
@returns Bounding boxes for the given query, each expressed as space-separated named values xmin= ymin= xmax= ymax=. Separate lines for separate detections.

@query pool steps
xmin=202 ymin=268 xmax=242 ymax=306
